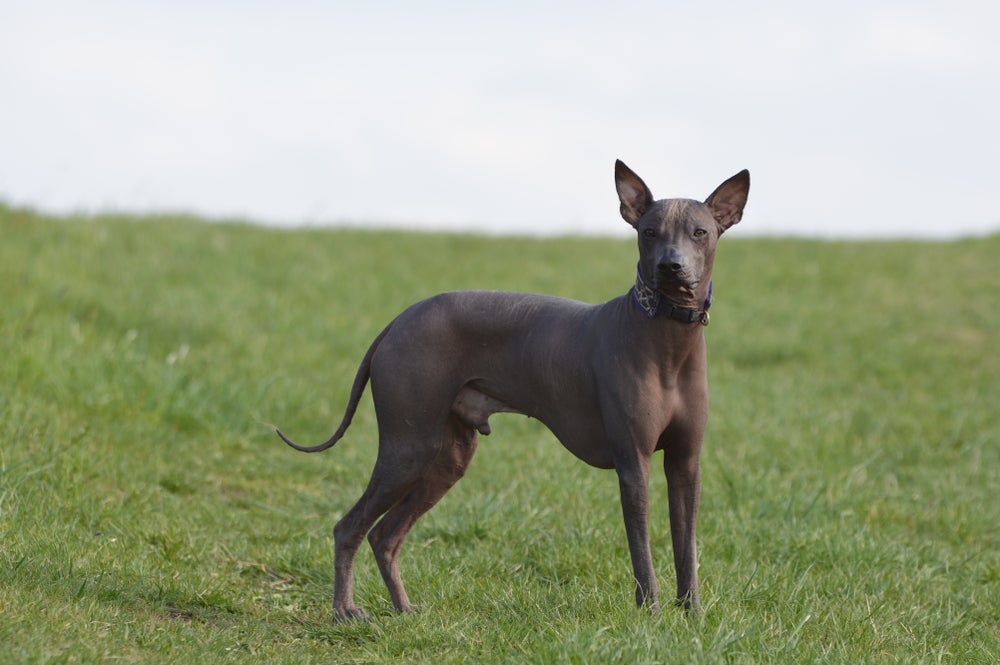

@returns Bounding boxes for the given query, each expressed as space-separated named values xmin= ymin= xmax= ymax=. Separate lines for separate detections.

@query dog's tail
xmin=275 ymin=324 xmax=392 ymax=453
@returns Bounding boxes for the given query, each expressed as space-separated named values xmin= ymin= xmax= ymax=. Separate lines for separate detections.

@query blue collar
xmin=631 ymin=265 xmax=711 ymax=325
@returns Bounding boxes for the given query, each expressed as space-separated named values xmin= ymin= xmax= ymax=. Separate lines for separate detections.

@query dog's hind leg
xmin=330 ymin=480 xmax=410 ymax=621
xmin=367 ymin=414 xmax=479 ymax=614
xmin=331 ymin=438 xmax=437 ymax=621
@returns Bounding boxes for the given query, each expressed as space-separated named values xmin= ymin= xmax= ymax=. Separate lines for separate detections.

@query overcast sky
xmin=2 ymin=1 xmax=998 ymax=238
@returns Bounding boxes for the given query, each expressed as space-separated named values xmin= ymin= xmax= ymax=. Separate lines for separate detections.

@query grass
xmin=1 ymin=202 xmax=997 ymax=663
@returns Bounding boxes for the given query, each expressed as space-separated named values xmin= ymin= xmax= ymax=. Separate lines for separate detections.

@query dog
xmin=277 ymin=160 xmax=749 ymax=620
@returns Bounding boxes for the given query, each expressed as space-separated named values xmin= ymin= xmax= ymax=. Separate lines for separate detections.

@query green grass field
xmin=1 ymin=203 xmax=997 ymax=663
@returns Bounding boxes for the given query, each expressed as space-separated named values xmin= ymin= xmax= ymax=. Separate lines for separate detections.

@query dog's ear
xmin=705 ymin=169 xmax=750 ymax=233
xmin=615 ymin=160 xmax=654 ymax=227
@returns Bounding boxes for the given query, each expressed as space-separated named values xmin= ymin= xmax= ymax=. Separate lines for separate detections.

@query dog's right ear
xmin=615 ymin=160 xmax=654 ymax=227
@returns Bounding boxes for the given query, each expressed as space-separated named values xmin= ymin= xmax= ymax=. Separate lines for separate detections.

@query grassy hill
xmin=1 ymin=204 xmax=997 ymax=663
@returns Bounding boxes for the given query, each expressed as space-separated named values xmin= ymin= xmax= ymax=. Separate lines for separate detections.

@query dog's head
xmin=615 ymin=160 xmax=749 ymax=302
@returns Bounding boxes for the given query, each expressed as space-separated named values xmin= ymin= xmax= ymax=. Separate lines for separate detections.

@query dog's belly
xmin=453 ymin=382 xmax=616 ymax=469
xmin=543 ymin=419 xmax=617 ymax=469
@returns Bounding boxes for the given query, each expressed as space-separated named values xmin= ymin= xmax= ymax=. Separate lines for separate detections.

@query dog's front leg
xmin=615 ymin=455 xmax=660 ymax=610
xmin=664 ymin=450 xmax=702 ymax=612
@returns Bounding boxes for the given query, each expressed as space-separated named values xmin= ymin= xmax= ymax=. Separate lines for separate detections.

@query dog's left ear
xmin=705 ymin=169 xmax=750 ymax=233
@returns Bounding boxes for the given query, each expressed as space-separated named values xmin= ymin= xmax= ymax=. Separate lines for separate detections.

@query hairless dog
xmin=277 ymin=160 xmax=749 ymax=620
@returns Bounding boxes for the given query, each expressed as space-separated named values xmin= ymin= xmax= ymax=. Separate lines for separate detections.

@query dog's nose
xmin=657 ymin=247 xmax=687 ymax=275
xmin=658 ymin=261 xmax=683 ymax=274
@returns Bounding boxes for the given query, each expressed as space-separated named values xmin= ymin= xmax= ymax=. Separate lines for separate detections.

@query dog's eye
xmin=693 ymin=228 xmax=707 ymax=239
xmin=642 ymin=228 xmax=656 ymax=238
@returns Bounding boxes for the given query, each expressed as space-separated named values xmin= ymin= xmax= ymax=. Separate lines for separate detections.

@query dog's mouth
xmin=653 ymin=269 xmax=700 ymax=294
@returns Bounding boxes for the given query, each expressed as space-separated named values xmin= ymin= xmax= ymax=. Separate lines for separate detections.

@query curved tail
xmin=275 ymin=325 xmax=391 ymax=453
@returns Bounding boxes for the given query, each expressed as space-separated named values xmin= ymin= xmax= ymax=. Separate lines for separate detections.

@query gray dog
xmin=277 ymin=160 xmax=749 ymax=620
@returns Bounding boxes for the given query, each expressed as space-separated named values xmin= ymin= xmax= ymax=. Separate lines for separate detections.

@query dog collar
xmin=631 ymin=265 xmax=711 ymax=325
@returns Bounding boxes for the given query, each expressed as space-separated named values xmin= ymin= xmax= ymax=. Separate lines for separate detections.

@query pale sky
xmin=2 ymin=1 xmax=998 ymax=238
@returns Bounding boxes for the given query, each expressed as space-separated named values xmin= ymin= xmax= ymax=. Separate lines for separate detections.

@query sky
xmin=2 ymin=1 xmax=998 ymax=239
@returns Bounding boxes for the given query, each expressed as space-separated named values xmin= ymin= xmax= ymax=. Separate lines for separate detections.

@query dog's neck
xmin=631 ymin=264 xmax=712 ymax=325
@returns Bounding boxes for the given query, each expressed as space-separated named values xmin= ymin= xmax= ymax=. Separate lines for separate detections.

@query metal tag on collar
xmin=700 ymin=280 xmax=713 ymax=325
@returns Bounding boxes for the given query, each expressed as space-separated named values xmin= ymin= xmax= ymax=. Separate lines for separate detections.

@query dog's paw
xmin=333 ymin=606 xmax=371 ymax=623
xmin=673 ymin=595 xmax=703 ymax=615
